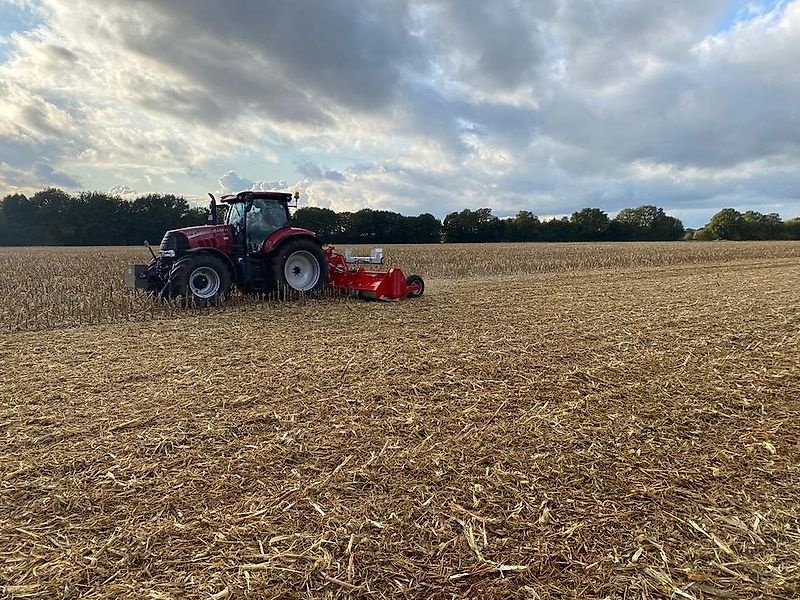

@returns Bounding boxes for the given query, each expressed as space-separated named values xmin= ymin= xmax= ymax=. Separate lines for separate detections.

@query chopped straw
xmin=0 ymin=245 xmax=798 ymax=598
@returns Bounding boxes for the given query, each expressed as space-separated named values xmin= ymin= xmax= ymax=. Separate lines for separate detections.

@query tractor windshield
xmin=225 ymin=202 xmax=246 ymax=228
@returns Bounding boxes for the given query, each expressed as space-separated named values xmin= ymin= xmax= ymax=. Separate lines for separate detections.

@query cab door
xmin=247 ymin=199 xmax=290 ymax=252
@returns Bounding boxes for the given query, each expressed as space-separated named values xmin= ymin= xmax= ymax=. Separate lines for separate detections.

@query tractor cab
xmin=217 ymin=191 xmax=294 ymax=253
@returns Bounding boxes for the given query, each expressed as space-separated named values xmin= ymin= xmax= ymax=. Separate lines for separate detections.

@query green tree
xmin=408 ymin=213 xmax=442 ymax=243
xmin=508 ymin=210 xmax=540 ymax=242
xmin=784 ymin=218 xmax=800 ymax=240
xmin=613 ymin=205 xmax=684 ymax=241
xmin=539 ymin=217 xmax=574 ymax=242
xmin=443 ymin=209 xmax=478 ymax=242
xmin=30 ymin=188 xmax=75 ymax=244
xmin=570 ymin=207 xmax=610 ymax=241
xmin=129 ymin=194 xmax=202 ymax=245
xmin=293 ymin=206 xmax=340 ymax=241
xmin=443 ymin=208 xmax=502 ymax=242
xmin=742 ymin=211 xmax=783 ymax=240
xmin=693 ymin=228 xmax=714 ymax=241
xmin=705 ymin=208 xmax=746 ymax=240
xmin=0 ymin=194 xmax=34 ymax=245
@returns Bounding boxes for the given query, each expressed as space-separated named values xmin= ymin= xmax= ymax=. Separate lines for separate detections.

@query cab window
xmin=247 ymin=199 xmax=289 ymax=251
xmin=225 ymin=202 xmax=246 ymax=228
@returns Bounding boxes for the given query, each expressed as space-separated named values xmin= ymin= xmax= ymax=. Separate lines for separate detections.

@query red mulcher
xmin=125 ymin=190 xmax=424 ymax=305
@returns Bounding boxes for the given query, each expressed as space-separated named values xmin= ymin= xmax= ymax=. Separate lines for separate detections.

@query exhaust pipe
xmin=208 ymin=193 xmax=217 ymax=225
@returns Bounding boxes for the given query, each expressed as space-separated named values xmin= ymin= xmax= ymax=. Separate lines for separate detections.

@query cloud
xmin=1 ymin=160 xmax=80 ymax=190
xmin=218 ymin=171 xmax=288 ymax=194
xmin=1 ymin=0 xmax=799 ymax=225
xmin=109 ymin=184 xmax=136 ymax=196
xmin=295 ymin=160 xmax=345 ymax=182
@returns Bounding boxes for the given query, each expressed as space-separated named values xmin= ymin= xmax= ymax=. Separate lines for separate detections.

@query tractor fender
xmin=261 ymin=227 xmax=321 ymax=255
xmin=185 ymin=247 xmax=237 ymax=279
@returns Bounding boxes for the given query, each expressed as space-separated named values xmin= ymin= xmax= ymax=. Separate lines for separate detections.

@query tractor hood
xmin=159 ymin=224 xmax=235 ymax=255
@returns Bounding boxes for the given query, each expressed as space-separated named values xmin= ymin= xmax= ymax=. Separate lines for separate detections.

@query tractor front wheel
xmin=167 ymin=254 xmax=232 ymax=306
xmin=271 ymin=239 xmax=328 ymax=296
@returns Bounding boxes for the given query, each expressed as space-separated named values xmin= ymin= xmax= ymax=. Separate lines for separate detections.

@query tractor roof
xmin=220 ymin=190 xmax=294 ymax=204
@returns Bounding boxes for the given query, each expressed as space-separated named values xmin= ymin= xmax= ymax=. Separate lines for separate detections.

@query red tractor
xmin=125 ymin=190 xmax=424 ymax=305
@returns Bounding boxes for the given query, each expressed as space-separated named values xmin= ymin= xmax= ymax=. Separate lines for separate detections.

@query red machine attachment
xmin=325 ymin=246 xmax=424 ymax=301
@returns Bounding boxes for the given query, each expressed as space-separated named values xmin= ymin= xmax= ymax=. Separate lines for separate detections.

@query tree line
xmin=0 ymin=188 xmax=798 ymax=245
xmin=691 ymin=208 xmax=800 ymax=241
xmin=0 ymin=189 xmax=207 ymax=246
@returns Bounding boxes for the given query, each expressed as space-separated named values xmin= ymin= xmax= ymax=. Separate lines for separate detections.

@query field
xmin=1 ymin=242 xmax=799 ymax=599
xmin=1 ymin=242 xmax=799 ymax=333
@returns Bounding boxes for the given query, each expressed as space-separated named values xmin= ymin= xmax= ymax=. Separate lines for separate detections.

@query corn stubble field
xmin=1 ymin=242 xmax=799 ymax=599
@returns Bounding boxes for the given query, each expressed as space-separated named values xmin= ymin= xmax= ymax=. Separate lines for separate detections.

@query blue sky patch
xmin=0 ymin=1 xmax=41 ymax=60
xmin=715 ymin=0 xmax=784 ymax=33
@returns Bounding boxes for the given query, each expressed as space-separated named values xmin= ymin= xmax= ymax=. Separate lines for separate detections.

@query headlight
xmin=161 ymin=249 xmax=176 ymax=257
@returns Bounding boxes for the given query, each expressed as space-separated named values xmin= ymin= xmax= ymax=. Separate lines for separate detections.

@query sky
xmin=0 ymin=0 xmax=798 ymax=227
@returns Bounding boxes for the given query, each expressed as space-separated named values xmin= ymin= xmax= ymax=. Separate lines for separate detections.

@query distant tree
xmin=71 ymin=191 xmax=126 ymax=245
xmin=348 ymin=209 xmax=399 ymax=241
xmin=705 ymin=208 xmax=746 ymax=240
xmin=784 ymin=218 xmax=800 ymax=240
xmin=508 ymin=210 xmax=540 ymax=242
xmin=475 ymin=208 xmax=504 ymax=242
xmin=443 ymin=209 xmax=479 ymax=242
xmin=741 ymin=211 xmax=783 ymax=240
xmin=293 ymin=206 xmax=340 ymax=241
xmin=129 ymin=194 xmax=203 ymax=245
xmin=325 ymin=209 xmax=442 ymax=244
xmin=334 ymin=212 xmax=352 ymax=242
xmin=30 ymin=188 xmax=75 ymax=244
xmin=0 ymin=194 xmax=34 ymax=245
xmin=0 ymin=204 xmax=6 ymax=244
xmin=613 ymin=205 xmax=684 ymax=241
xmin=2 ymin=187 xmax=794 ymax=246
xmin=443 ymin=208 xmax=502 ymax=242
xmin=408 ymin=213 xmax=442 ymax=243
xmin=539 ymin=217 xmax=574 ymax=242
xmin=570 ymin=208 xmax=610 ymax=241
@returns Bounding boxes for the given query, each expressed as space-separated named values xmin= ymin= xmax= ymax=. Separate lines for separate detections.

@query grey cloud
xmin=295 ymin=161 xmax=322 ymax=178
xmin=540 ymin=30 xmax=800 ymax=172
xmin=1 ymin=161 xmax=80 ymax=190
xmin=2 ymin=0 xmax=799 ymax=225
xmin=296 ymin=160 xmax=345 ymax=181
xmin=420 ymin=0 xmax=555 ymax=91
xmin=554 ymin=0 xmax=728 ymax=84
xmin=398 ymin=82 xmax=538 ymax=157
xmin=32 ymin=162 xmax=81 ymax=188
xmin=324 ymin=170 xmax=345 ymax=182
xmin=87 ymin=0 xmax=422 ymax=126
xmin=44 ymin=44 xmax=78 ymax=62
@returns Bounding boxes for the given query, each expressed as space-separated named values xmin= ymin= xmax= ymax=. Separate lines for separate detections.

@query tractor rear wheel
xmin=270 ymin=238 xmax=328 ymax=296
xmin=167 ymin=254 xmax=232 ymax=306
